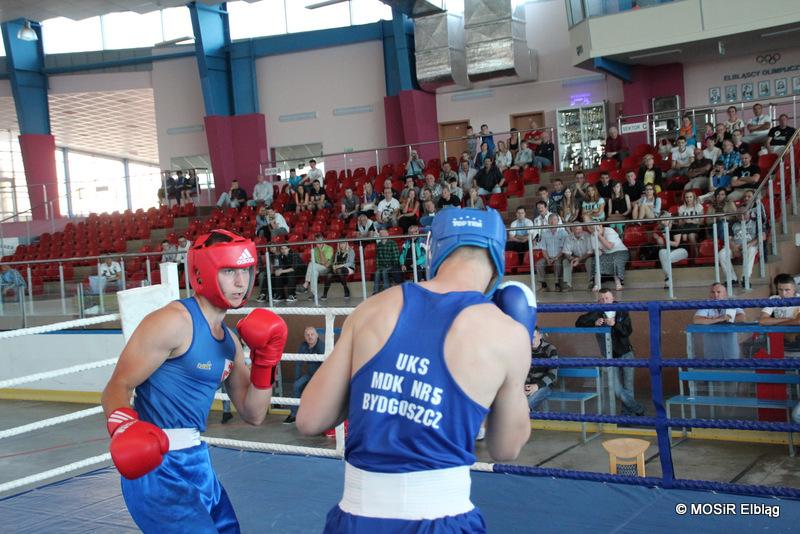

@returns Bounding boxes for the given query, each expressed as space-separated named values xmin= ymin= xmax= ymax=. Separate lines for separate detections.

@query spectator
xmin=759 ymin=273 xmax=800 ymax=328
xmin=436 ymin=186 xmax=460 ymax=210
xmin=457 ymin=159 xmax=477 ymax=192
xmin=248 ymin=174 xmax=273 ymax=208
xmin=701 ymin=122 xmax=715 ymax=145
xmin=447 ymin=177 xmax=463 ymax=203
xmin=174 ymin=235 xmax=191 ymax=275
xmin=657 ymin=138 xmax=673 ymax=159
xmin=673 ymin=190 xmax=704 ymax=256
xmin=479 ymin=124 xmax=495 ymax=154
xmin=683 ymin=148 xmax=713 ymax=192
xmin=464 ymin=187 xmax=485 ymax=210
xmin=637 ymin=154 xmax=664 ymax=193
xmin=474 ymin=156 xmax=504 ymax=195
xmin=286 ymin=168 xmax=303 ymax=194
xmin=766 ymin=113 xmax=796 ymax=154
xmin=699 ymin=162 xmax=732 ymax=203
xmin=398 ymin=189 xmax=421 ymax=233
xmin=405 ymin=151 xmax=425 ymax=178
xmin=586 ymin=220 xmax=628 ymax=291
xmin=654 ymin=216 xmax=686 ymax=289
xmin=713 ymin=123 xmax=732 ymax=148
xmin=508 ymin=127 xmax=520 ymax=156
xmin=474 ymin=142 xmax=492 ymax=169
xmin=360 ymin=181 xmax=379 ymax=218
xmin=494 ymin=141 xmax=513 ymax=171
xmin=307 ymin=180 xmax=330 ymax=212
xmin=176 ymin=170 xmax=195 ymax=204
xmin=581 ymin=185 xmax=606 ymax=222
xmin=560 ymin=187 xmax=579 ymax=223
xmin=724 ymin=106 xmax=745 ymax=135
xmin=744 ymin=103 xmax=771 ymax=143
xmin=667 ymin=136 xmax=694 ymax=181
xmin=99 ymin=256 xmax=123 ymax=290
xmin=678 ymin=115 xmax=697 ymax=147
xmin=632 ymin=184 xmax=661 ymax=220
xmin=742 ymin=189 xmax=767 ymax=229
xmin=533 ymin=131 xmax=555 ymax=170
xmin=622 ymin=170 xmax=644 ymax=203
xmin=513 ymin=140 xmax=533 ymax=169
xmin=399 ymin=176 xmax=419 ymax=202
xmin=532 ymin=200 xmax=562 ymax=245
xmin=570 ymin=171 xmax=589 ymax=205
xmin=728 ymin=152 xmax=760 ymax=202
xmin=376 ymin=187 xmax=401 ymax=229
xmin=419 ymin=199 xmax=438 ymax=227
xmin=340 ymin=187 xmax=360 ymax=221
xmin=607 ymin=181 xmax=632 ymax=230
xmin=356 ymin=213 xmax=378 ymax=241
xmin=576 ymin=289 xmax=645 ymax=416
xmin=561 ymin=224 xmax=592 ymax=292
xmin=537 ymin=186 xmax=551 ymax=208
xmin=505 ymin=207 xmax=534 ymax=263
xmin=160 ymin=239 xmax=177 ymax=263
xmin=374 ymin=229 xmax=400 ymax=294
xmin=255 ymin=206 xmax=270 ymax=238
xmin=603 ymin=125 xmax=628 ymax=162
xmin=465 ymin=125 xmax=478 ymax=159
xmin=536 ymin=214 xmax=568 ymax=292
xmin=423 ymin=173 xmax=443 ymax=203
xmin=596 ymin=172 xmax=614 ymax=200
xmin=693 ymin=283 xmax=746 ymax=359
xmin=287 ymin=179 xmax=306 ymax=213
xmin=284 ymin=326 xmax=325 ymax=424
xmin=0 ymin=264 xmax=26 ymax=300
xmin=306 ymin=159 xmax=324 ymax=188
xmin=439 ymin=161 xmax=457 ymax=183
xmin=322 ymin=241 xmax=355 ymax=300
xmin=706 ymin=187 xmax=737 ymax=237
xmin=216 ymin=179 xmax=247 ymax=209
xmin=549 ymin=178 xmax=566 ymax=214
xmin=718 ymin=210 xmax=758 ymax=288
xmin=525 ymin=327 xmax=559 ymax=411
xmin=702 ymin=136 xmax=722 ymax=164
xmin=266 ymin=207 xmax=289 ymax=240
xmin=399 ymin=224 xmax=427 ymax=280
xmin=731 ymin=129 xmax=750 ymax=156
xmin=299 ymin=234 xmax=333 ymax=300
xmin=718 ymin=139 xmax=741 ymax=174
xmin=257 ymin=244 xmax=304 ymax=302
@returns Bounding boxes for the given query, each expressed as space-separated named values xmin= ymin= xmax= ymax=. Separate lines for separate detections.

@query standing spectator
xmin=666 ymin=136 xmax=694 ymax=182
xmin=526 ymin=327 xmax=559 ymax=411
xmin=731 ymin=130 xmax=750 ymax=156
xmin=505 ymin=207 xmax=534 ymax=263
xmin=622 ymin=170 xmax=644 ymax=203
xmin=474 ymin=142 xmax=492 ymax=169
xmin=581 ymin=185 xmax=606 ymax=222
xmin=494 ymin=141 xmax=513 ymax=171
xmin=258 ymin=244 xmax=304 ymax=302
xmin=718 ymin=210 xmax=758 ymax=288
xmin=596 ymin=172 xmax=614 ymax=201
xmin=399 ymin=224 xmax=427 ymax=280
xmin=419 ymin=199 xmax=438 ymax=227
xmin=693 ymin=283 xmax=746 ymax=359
xmin=683 ymin=148 xmax=713 ymax=192
xmin=479 ymin=124 xmax=495 ymax=154
xmin=586 ymin=220 xmax=628 ymax=291
xmin=632 ymin=184 xmax=661 ymax=220
xmin=654 ymin=216 xmax=686 ymax=289
xmin=355 ymin=213 xmax=378 ymax=241
xmin=306 ymin=159 xmax=324 ymax=188
xmin=405 ymin=151 xmax=425 ymax=178
xmin=570 ymin=171 xmax=589 ymax=205
xmin=474 ymin=156 xmax=504 ymax=195
xmin=678 ymin=115 xmax=697 ymax=147
xmin=744 ymin=103 xmax=771 ymax=143
xmin=637 ymin=154 xmax=664 ymax=193
xmin=464 ymin=188 xmax=484 ymax=210
xmin=398 ymin=189 xmax=421 ymax=233
xmin=728 ymin=152 xmax=760 ymax=202
xmin=300 ymin=234 xmax=333 ymax=300
xmin=508 ymin=127 xmax=520 ymax=156
xmin=603 ymin=125 xmax=628 ymax=162
xmin=0 ymin=264 xmax=26 ymax=300
xmin=376 ymin=187 xmax=401 ymax=229
xmin=718 ymin=139 xmax=742 ymax=174
xmin=560 ymin=187 xmax=579 ymax=223
xmin=766 ymin=113 xmax=796 ymax=154
xmin=724 ymin=106 xmax=745 ymax=135
xmin=702 ymin=136 xmax=722 ymax=164
xmin=561 ymin=224 xmax=593 ymax=292
xmin=513 ymin=140 xmax=533 ymax=169
xmin=536 ymin=214 xmax=568 ymax=292
xmin=457 ymin=159 xmax=477 ymax=192
xmin=360 ymin=182 xmax=379 ymax=218
xmin=576 ymin=289 xmax=646 ymax=416
xmin=340 ymin=188 xmax=360 ymax=221
xmin=533 ymin=131 xmax=555 ymax=170
xmin=248 ymin=174 xmax=273 ymax=208
xmin=160 ymin=239 xmax=177 ymax=263
xmin=284 ymin=326 xmax=325 ymax=424
xmin=322 ymin=241 xmax=355 ymax=300
xmin=216 ymin=179 xmax=247 ymax=209
xmin=465 ymin=125 xmax=478 ymax=159
xmin=374 ymin=229 xmax=400 ymax=294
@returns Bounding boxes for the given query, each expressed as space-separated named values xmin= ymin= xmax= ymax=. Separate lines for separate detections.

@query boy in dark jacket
xmin=526 ymin=327 xmax=558 ymax=411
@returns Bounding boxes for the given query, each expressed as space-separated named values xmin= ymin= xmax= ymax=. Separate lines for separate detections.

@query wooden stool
xmin=602 ymin=438 xmax=650 ymax=476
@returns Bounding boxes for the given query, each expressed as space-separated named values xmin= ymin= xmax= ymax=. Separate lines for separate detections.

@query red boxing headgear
xmin=187 ymin=229 xmax=257 ymax=309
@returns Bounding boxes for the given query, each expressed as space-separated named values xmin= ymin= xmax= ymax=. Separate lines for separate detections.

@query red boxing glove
xmin=107 ymin=408 xmax=169 ymax=480
xmin=237 ymin=308 xmax=289 ymax=389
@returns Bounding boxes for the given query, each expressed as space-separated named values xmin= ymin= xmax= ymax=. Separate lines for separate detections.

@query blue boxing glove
xmin=492 ymin=281 xmax=537 ymax=340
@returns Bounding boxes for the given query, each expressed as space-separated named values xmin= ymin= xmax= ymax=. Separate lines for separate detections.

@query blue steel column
xmin=389 ymin=8 xmax=414 ymax=94
xmin=0 ymin=19 xmax=50 ymax=135
xmin=188 ymin=2 xmax=234 ymax=117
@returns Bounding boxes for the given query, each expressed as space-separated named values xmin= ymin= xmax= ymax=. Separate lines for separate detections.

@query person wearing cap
xmin=297 ymin=207 xmax=534 ymax=533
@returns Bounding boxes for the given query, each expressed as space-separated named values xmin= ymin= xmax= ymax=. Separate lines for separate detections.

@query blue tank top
xmin=134 ymin=297 xmax=236 ymax=432
xmin=346 ymin=283 xmax=490 ymax=473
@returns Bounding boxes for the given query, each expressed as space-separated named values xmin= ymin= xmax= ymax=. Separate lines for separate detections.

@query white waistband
xmin=163 ymin=428 xmax=201 ymax=451
xmin=339 ymin=462 xmax=473 ymax=520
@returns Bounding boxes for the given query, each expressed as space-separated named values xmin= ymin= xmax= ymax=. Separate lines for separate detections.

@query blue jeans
xmin=533 ymin=156 xmax=552 ymax=170
xmin=290 ymin=361 xmax=321 ymax=416
xmin=613 ymin=351 xmax=645 ymax=415
xmin=373 ymin=268 xmax=395 ymax=294
xmin=527 ymin=385 xmax=552 ymax=412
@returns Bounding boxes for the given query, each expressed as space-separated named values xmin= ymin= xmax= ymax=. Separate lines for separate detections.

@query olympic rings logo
xmin=756 ymin=53 xmax=781 ymax=64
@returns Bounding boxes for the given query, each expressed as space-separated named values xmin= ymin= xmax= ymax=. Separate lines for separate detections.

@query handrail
xmin=742 ymin=127 xmax=800 ymax=214
xmin=618 ymin=94 xmax=799 ymax=123
xmin=0 ymin=187 xmax=82 ymax=225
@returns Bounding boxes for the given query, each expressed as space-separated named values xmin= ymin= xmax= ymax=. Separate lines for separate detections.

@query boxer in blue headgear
xmin=297 ymin=207 xmax=535 ymax=534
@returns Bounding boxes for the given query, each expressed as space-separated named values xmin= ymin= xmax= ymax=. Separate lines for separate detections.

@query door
xmin=510 ymin=111 xmax=546 ymax=141
xmin=438 ymin=120 xmax=469 ymax=165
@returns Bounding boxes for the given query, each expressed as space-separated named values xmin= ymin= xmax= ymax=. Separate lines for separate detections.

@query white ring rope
xmin=230 ymin=307 xmax=355 ymax=316
xmin=0 ymin=358 xmax=117 ymax=389
xmin=0 ymin=453 xmax=111 ymax=494
xmin=0 ymin=314 xmax=120 ymax=340
xmin=202 ymin=437 xmax=343 ymax=458
xmin=0 ymin=406 xmax=104 ymax=440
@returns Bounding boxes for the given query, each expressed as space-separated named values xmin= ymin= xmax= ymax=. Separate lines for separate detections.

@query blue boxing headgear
xmin=426 ymin=207 xmax=507 ymax=296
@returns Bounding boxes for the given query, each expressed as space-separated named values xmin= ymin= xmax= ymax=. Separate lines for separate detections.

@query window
xmin=42 ymin=17 xmax=103 ymax=54
xmin=350 ymin=0 xmax=393 ymax=25
xmin=161 ymin=7 xmax=194 ymax=42
xmin=285 ymin=1 xmax=351 ymax=34
xmin=64 ymin=152 xmax=126 ymax=216
xmin=101 ymin=11 xmax=163 ymax=50
xmin=228 ymin=0 xmax=287 ymax=40
xmin=128 ymin=162 xmax=163 ymax=212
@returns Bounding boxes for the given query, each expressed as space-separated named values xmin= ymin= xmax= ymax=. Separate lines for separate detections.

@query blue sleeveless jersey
xmin=346 ymin=283 xmax=490 ymax=473
xmin=134 ymin=297 xmax=236 ymax=431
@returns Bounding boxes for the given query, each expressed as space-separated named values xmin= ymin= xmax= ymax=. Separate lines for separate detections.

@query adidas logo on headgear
xmin=236 ymin=249 xmax=254 ymax=265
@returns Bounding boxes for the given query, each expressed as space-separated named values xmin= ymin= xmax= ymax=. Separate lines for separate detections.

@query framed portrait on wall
xmin=725 ymin=85 xmax=738 ymax=103
xmin=758 ymin=80 xmax=771 ymax=98
xmin=793 ymin=76 xmax=800 ymax=95
xmin=775 ymin=78 xmax=789 ymax=97
xmin=742 ymin=82 xmax=754 ymax=101
xmin=709 ymin=86 xmax=721 ymax=105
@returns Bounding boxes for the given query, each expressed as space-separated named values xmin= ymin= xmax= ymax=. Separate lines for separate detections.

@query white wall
xmin=256 ymin=40 xmax=387 ymax=156
xmin=48 ymin=71 xmax=152 ymax=94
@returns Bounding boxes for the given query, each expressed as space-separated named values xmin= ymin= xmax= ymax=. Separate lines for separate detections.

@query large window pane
xmin=0 ymin=130 xmax=26 ymax=221
xmin=101 ymin=11 xmax=163 ymax=50
xmin=286 ymin=2 xmax=351 ymax=33
xmin=42 ymin=17 xmax=103 ymax=54
xmin=161 ymin=7 xmax=194 ymax=42
xmin=67 ymin=152 xmax=126 ymax=216
xmin=350 ymin=0 xmax=393 ymax=24
xmin=129 ymin=162 xmax=163 ymax=212
xmin=229 ymin=0 xmax=287 ymax=39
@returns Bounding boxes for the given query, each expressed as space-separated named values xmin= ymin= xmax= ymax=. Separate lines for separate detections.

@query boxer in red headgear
xmin=102 ymin=229 xmax=288 ymax=533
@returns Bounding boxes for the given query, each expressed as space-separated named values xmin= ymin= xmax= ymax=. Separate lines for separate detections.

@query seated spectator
xmin=767 ymin=113 xmax=796 ymax=154
xmin=457 ymin=159 xmax=477 ymax=192
xmin=693 ymin=283 xmax=746 ymax=359
xmin=98 ymin=257 xmax=123 ymax=291
xmin=532 ymin=201 xmax=562 ymax=247
xmin=702 ymin=136 xmax=722 ymax=164
xmin=596 ymin=172 xmax=614 ymax=200
xmin=654 ymin=216 xmax=686 ymax=289
xmin=399 ymin=224 xmax=427 ymax=280
xmin=474 ymin=142 xmax=492 ymax=169
xmin=284 ymin=326 xmax=325 ymax=424
xmin=561 ymin=224 xmax=592 ymax=292
xmin=678 ymin=115 xmax=697 ymax=147
xmin=718 ymin=139 xmax=741 ymax=174
xmin=537 ymin=186 xmax=551 ymax=207
xmin=508 ymin=127 xmax=520 ymax=156
xmin=549 ymin=178 xmax=566 ymax=214
xmin=683 ymin=148 xmax=713 ymax=192
xmin=699 ymin=162 xmax=732 ymax=203
xmin=560 ymin=187 xmax=579 ymax=223
xmin=673 ymin=190 xmax=704 ymax=255
xmin=423 ymin=173 xmax=443 ymax=203
xmin=513 ymin=140 xmax=533 ymax=169
xmin=536 ymin=214 xmax=568 ymax=292
xmin=744 ymin=103 xmax=771 ymax=143
xmin=622 ymin=170 xmax=644 ymax=203
xmin=474 ymin=156 xmax=504 ymax=195
xmin=419 ymin=199 xmax=438 ymax=227
xmin=586 ymin=220 xmax=628 ymax=291
xmin=216 ymin=179 xmax=247 ymax=209
xmin=603 ymin=125 xmax=628 ymax=162
xmin=286 ymin=168 xmax=303 ymax=194
xmin=447 ymin=177 xmax=463 ymax=203
xmin=728 ymin=152 xmax=760 ymax=202
xmin=570 ymin=171 xmax=589 ymax=205
xmin=464 ymin=188 xmax=484 ymax=210
xmin=607 ymin=181 xmax=632 ymax=230
xmin=267 ymin=207 xmax=289 ymax=240
xmin=637 ymin=154 xmax=663 ymax=193
xmin=175 ymin=235 xmax=190 ymax=275
xmin=399 ymin=177 xmax=419 ymax=201
xmin=376 ymin=187 xmax=400 ymax=229
xmin=526 ymin=327 xmax=559 ymax=411
xmin=731 ymin=129 xmax=750 ymax=156
xmin=340 ymin=187 xmax=360 ymax=221
xmin=713 ymin=123 xmax=732 ymax=148
xmin=494 ymin=141 xmax=513 ymax=171
xmin=439 ymin=161 xmax=457 ymax=183
xmin=158 ymin=172 xmax=179 ymax=207
xmin=322 ymin=241 xmax=355 ymax=300
xmin=581 ymin=185 xmax=606 ymax=222
xmin=632 ymin=184 xmax=661 ymax=220
xmin=666 ymin=136 xmax=694 ymax=181
xmin=657 ymin=138 xmax=673 ymax=159
xmin=436 ymin=186 xmax=460 ymax=210
xmin=479 ymin=124 xmax=495 ymax=154
xmin=177 ymin=170 xmax=196 ymax=204
xmin=360 ymin=181 xmax=379 ymax=218
xmin=374 ymin=229 xmax=400 ymax=294
xmin=160 ymin=239 xmax=177 ymax=263
xmin=307 ymin=180 xmax=330 ymax=211
xmin=257 ymin=244 xmax=304 ymax=302
xmin=0 ymin=264 xmax=26 ymax=300
xmin=505 ymin=207 xmax=534 ymax=263
xmin=299 ymin=234 xmax=333 ymax=300
xmin=533 ymin=131 xmax=555 ymax=170
xmin=742 ymin=189 xmax=767 ymax=228
xmin=255 ymin=206 xmax=270 ymax=238
xmin=398 ymin=189 xmax=420 ymax=233
xmin=465 ymin=125 xmax=478 ymax=159
xmin=356 ymin=213 xmax=378 ymax=241
xmin=248 ymin=174 xmax=273 ymax=208
xmin=724 ymin=106 xmax=745 ymax=135
xmin=706 ymin=187 xmax=737 ymax=236
xmin=701 ymin=122 xmax=715 ymax=145
xmin=405 ymin=151 xmax=425 ymax=178
xmin=718 ymin=210 xmax=758 ymax=288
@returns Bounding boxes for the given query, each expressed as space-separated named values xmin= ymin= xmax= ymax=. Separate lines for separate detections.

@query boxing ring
xmin=2 ymin=298 xmax=800 ymax=532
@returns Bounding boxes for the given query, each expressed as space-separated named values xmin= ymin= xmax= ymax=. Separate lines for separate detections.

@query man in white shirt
xmin=744 ymin=103 xmax=771 ymax=143
xmin=505 ymin=207 xmax=534 ymax=263
xmin=693 ymin=282 xmax=746 ymax=359
xmin=667 ymin=136 xmax=694 ymax=179
xmin=703 ymin=137 xmax=722 ymax=164
xmin=532 ymin=200 xmax=562 ymax=249
xmin=306 ymin=159 xmax=324 ymax=188
xmin=266 ymin=207 xmax=289 ymax=238
xmin=535 ymin=214 xmax=568 ymax=292
xmin=561 ymin=225 xmax=593 ymax=292
xmin=97 ymin=257 xmax=123 ymax=291
xmin=457 ymin=159 xmax=476 ymax=193
xmin=174 ymin=236 xmax=191 ymax=275
xmin=376 ymin=187 xmax=400 ymax=229
xmin=248 ymin=174 xmax=273 ymax=208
